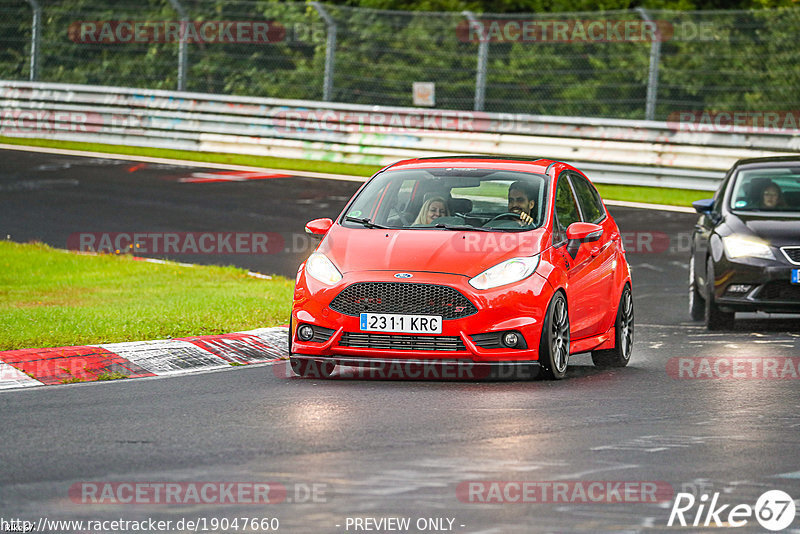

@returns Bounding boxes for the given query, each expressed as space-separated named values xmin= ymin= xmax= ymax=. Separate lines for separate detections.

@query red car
xmin=289 ymin=156 xmax=633 ymax=380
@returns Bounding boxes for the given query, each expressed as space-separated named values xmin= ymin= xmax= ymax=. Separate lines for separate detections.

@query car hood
xmin=728 ymin=213 xmax=800 ymax=247
xmin=318 ymin=226 xmax=546 ymax=277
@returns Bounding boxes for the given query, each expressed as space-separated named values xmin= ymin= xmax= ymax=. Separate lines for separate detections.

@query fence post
xmin=311 ymin=2 xmax=337 ymax=102
xmin=168 ymin=0 xmax=188 ymax=91
xmin=636 ymin=7 xmax=661 ymax=121
xmin=462 ymin=11 xmax=487 ymax=112
xmin=26 ymin=0 xmax=41 ymax=81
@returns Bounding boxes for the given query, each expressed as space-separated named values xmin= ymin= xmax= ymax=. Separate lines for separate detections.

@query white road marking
xmin=98 ymin=339 xmax=229 ymax=374
xmin=776 ymin=471 xmax=800 ymax=479
xmin=605 ymin=199 xmax=696 ymax=213
xmin=636 ymin=263 xmax=665 ymax=272
xmin=0 ymin=362 xmax=43 ymax=389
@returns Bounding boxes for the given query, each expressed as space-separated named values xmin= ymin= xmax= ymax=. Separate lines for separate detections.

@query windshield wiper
xmin=432 ymin=223 xmax=496 ymax=232
xmin=345 ymin=216 xmax=389 ymax=229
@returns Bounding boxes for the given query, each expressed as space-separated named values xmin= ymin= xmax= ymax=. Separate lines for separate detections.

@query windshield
xmin=341 ymin=168 xmax=549 ymax=231
xmin=729 ymin=167 xmax=800 ymax=214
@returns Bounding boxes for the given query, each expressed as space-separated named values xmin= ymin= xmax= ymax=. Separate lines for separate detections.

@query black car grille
xmin=781 ymin=247 xmax=800 ymax=265
xmin=471 ymin=332 xmax=505 ymax=349
xmin=339 ymin=332 xmax=466 ymax=352
xmin=310 ymin=326 xmax=336 ymax=343
xmin=758 ymin=281 xmax=800 ymax=301
xmin=329 ymin=282 xmax=477 ymax=319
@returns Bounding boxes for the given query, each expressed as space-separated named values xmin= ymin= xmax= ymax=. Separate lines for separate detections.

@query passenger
xmin=413 ymin=196 xmax=449 ymax=225
xmin=760 ymin=182 xmax=787 ymax=209
xmin=508 ymin=181 xmax=536 ymax=225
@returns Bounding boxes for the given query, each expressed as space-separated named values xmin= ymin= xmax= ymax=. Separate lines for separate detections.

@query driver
xmin=508 ymin=181 xmax=536 ymax=225
xmin=760 ymin=182 xmax=787 ymax=209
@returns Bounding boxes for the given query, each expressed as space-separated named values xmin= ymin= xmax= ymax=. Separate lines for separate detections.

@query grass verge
xmin=1 ymin=137 xmax=711 ymax=207
xmin=0 ymin=241 xmax=292 ymax=351
xmin=595 ymin=184 xmax=710 ymax=207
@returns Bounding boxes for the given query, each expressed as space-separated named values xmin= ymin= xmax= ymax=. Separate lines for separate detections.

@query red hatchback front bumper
xmin=290 ymin=268 xmax=554 ymax=365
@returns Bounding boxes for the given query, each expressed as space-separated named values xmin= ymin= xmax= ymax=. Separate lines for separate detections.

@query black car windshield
xmin=729 ymin=167 xmax=800 ymax=214
xmin=341 ymin=168 xmax=549 ymax=231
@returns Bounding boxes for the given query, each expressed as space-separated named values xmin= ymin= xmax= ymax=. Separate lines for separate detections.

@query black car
xmin=690 ymin=156 xmax=800 ymax=329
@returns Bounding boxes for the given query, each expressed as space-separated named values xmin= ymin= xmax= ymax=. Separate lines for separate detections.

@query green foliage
xmin=1 ymin=1 xmax=798 ymax=119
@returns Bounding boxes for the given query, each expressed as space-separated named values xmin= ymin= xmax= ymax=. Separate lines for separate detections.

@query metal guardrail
xmin=2 ymin=81 xmax=799 ymax=191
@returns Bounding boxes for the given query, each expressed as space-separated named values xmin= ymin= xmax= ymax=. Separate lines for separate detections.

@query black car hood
xmin=727 ymin=212 xmax=800 ymax=247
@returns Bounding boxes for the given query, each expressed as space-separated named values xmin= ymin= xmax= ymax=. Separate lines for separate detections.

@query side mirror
xmin=565 ymin=222 xmax=603 ymax=259
xmin=305 ymin=218 xmax=333 ymax=238
xmin=692 ymin=198 xmax=714 ymax=215
xmin=566 ymin=222 xmax=603 ymax=242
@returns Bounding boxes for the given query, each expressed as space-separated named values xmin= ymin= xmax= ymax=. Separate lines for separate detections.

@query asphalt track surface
xmin=1 ymin=148 xmax=800 ymax=533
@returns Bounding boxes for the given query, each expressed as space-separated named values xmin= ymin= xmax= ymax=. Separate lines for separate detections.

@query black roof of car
xmin=733 ymin=155 xmax=800 ymax=168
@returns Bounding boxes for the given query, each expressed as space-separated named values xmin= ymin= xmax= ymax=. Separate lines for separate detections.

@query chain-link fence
xmin=2 ymin=1 xmax=799 ymax=120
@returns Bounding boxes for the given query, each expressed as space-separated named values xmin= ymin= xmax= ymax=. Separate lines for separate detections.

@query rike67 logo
xmin=668 ymin=490 xmax=796 ymax=531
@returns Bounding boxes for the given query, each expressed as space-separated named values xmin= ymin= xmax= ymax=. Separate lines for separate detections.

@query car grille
xmin=758 ymin=281 xmax=800 ymax=301
xmin=339 ymin=332 xmax=466 ymax=352
xmin=329 ymin=282 xmax=477 ymax=319
xmin=781 ymin=247 xmax=800 ymax=265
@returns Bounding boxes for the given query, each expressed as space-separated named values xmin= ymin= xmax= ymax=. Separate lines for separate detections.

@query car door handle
xmin=590 ymin=241 xmax=610 ymax=257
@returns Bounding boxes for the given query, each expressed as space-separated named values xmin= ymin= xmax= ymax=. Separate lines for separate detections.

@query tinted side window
xmin=571 ymin=174 xmax=606 ymax=223
xmin=553 ymin=176 xmax=581 ymax=243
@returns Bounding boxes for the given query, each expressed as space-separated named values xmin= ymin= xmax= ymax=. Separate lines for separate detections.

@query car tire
xmin=704 ymin=257 xmax=735 ymax=330
xmin=290 ymin=358 xmax=336 ymax=378
xmin=540 ymin=291 xmax=570 ymax=380
xmin=592 ymin=285 xmax=634 ymax=368
xmin=688 ymin=254 xmax=705 ymax=321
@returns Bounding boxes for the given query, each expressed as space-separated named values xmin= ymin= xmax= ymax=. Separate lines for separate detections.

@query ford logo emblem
xmin=394 ymin=273 xmax=413 ymax=279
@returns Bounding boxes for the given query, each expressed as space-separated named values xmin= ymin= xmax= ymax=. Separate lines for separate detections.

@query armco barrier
xmin=2 ymin=81 xmax=799 ymax=190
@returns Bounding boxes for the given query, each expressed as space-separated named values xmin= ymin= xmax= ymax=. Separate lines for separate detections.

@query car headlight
xmin=722 ymin=235 xmax=775 ymax=260
xmin=305 ymin=253 xmax=342 ymax=284
xmin=469 ymin=256 xmax=540 ymax=290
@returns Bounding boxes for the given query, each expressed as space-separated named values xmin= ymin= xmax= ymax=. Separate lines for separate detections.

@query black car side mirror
xmin=692 ymin=198 xmax=714 ymax=215
xmin=692 ymin=198 xmax=723 ymax=224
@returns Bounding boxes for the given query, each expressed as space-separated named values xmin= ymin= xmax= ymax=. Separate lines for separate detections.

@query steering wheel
xmin=486 ymin=212 xmax=523 ymax=223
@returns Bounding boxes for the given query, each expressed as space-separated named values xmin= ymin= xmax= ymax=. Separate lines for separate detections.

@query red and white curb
xmin=0 ymin=327 xmax=289 ymax=390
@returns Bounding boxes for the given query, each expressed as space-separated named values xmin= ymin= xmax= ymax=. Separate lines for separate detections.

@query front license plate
xmin=360 ymin=313 xmax=442 ymax=334
xmin=792 ymin=269 xmax=800 ymax=285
